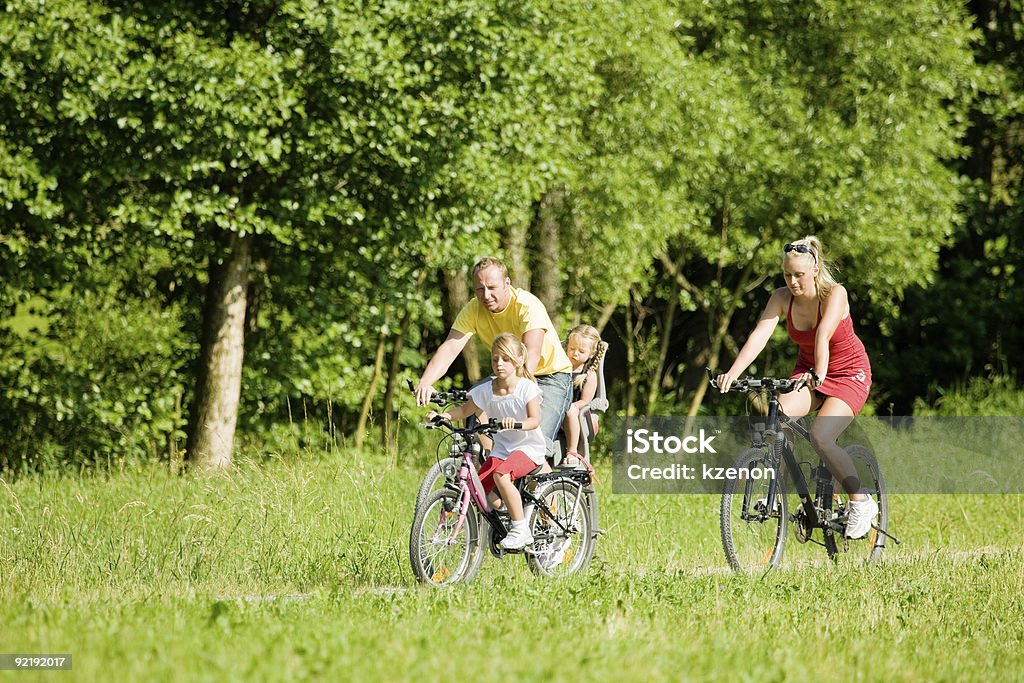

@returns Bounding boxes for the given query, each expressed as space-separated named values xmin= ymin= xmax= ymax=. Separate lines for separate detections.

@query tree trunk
xmin=503 ymin=218 xmax=531 ymax=291
xmin=645 ymin=283 xmax=679 ymax=414
xmin=624 ymin=287 xmax=638 ymax=417
xmin=443 ymin=266 xmax=480 ymax=381
xmin=532 ymin=187 xmax=564 ymax=324
xmin=355 ymin=307 xmax=392 ymax=449
xmin=382 ymin=271 xmax=427 ymax=457
xmin=595 ymin=301 xmax=617 ymax=333
xmin=381 ymin=309 xmax=412 ymax=457
xmin=685 ymin=269 xmax=761 ymax=418
xmin=187 ymin=230 xmax=253 ymax=471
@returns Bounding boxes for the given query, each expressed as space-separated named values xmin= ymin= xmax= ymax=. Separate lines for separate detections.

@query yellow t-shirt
xmin=451 ymin=287 xmax=572 ymax=376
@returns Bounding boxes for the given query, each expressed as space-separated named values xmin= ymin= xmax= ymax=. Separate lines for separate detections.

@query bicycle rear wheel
xmin=826 ymin=445 xmax=888 ymax=562
xmin=525 ymin=479 xmax=595 ymax=577
xmin=409 ymin=488 xmax=483 ymax=586
xmin=720 ymin=447 xmax=787 ymax=572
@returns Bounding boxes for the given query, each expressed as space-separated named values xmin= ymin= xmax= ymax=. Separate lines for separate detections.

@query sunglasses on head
xmin=784 ymin=243 xmax=817 ymax=262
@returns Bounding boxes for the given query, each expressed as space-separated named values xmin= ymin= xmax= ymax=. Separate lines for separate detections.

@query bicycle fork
xmin=432 ymin=486 xmax=472 ymax=546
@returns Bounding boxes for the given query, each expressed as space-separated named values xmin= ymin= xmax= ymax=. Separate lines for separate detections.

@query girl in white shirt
xmin=429 ymin=333 xmax=546 ymax=550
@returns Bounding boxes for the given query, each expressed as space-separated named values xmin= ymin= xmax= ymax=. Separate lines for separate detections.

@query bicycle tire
xmin=409 ymin=488 xmax=483 ymax=586
xmin=825 ymin=445 xmax=888 ymax=562
xmin=525 ymin=479 xmax=595 ymax=577
xmin=720 ymin=447 xmax=787 ymax=572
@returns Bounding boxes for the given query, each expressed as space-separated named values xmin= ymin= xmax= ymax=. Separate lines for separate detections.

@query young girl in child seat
xmin=561 ymin=325 xmax=602 ymax=467
xmin=427 ymin=333 xmax=548 ymax=550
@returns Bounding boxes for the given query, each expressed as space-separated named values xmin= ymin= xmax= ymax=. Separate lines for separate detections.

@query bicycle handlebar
xmin=406 ymin=379 xmax=470 ymax=406
xmin=705 ymin=367 xmax=800 ymax=394
xmin=425 ymin=415 xmax=522 ymax=435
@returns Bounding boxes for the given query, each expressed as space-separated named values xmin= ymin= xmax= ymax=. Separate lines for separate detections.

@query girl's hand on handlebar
xmin=425 ymin=411 xmax=448 ymax=423
xmin=499 ymin=417 xmax=519 ymax=430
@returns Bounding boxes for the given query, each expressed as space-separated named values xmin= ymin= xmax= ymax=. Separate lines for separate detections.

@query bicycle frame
xmin=754 ymin=398 xmax=837 ymax=535
xmin=434 ymin=434 xmax=583 ymax=549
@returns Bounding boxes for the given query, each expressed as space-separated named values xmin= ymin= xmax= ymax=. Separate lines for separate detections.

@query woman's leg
xmin=777 ymin=386 xmax=823 ymax=479
xmin=777 ymin=384 xmax=818 ymax=418
xmin=808 ymin=397 xmax=861 ymax=496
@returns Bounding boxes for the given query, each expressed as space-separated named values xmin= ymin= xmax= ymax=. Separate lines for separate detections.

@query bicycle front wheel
xmin=409 ymin=488 xmax=483 ymax=586
xmin=526 ymin=479 xmax=595 ymax=577
xmin=720 ymin=447 xmax=787 ymax=572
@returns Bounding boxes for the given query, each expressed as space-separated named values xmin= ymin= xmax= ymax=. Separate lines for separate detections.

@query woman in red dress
xmin=715 ymin=236 xmax=877 ymax=538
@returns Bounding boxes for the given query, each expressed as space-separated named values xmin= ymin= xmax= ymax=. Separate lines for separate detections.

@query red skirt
xmin=791 ymin=363 xmax=871 ymax=414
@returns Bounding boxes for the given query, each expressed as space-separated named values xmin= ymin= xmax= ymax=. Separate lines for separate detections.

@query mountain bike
xmin=409 ymin=413 xmax=598 ymax=586
xmin=707 ymin=369 xmax=898 ymax=572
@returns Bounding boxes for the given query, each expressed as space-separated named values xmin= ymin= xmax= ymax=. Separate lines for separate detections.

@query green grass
xmin=2 ymin=451 xmax=1023 ymax=682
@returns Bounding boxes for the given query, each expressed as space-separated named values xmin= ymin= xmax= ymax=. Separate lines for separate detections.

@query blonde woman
xmin=715 ymin=236 xmax=876 ymax=538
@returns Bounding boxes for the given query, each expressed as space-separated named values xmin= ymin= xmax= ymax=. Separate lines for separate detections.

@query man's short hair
xmin=472 ymin=257 xmax=509 ymax=280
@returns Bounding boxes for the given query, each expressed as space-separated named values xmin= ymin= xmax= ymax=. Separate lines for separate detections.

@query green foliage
xmin=913 ymin=374 xmax=1024 ymax=416
xmin=879 ymin=1 xmax=1024 ymax=409
xmin=0 ymin=0 xmax=1007 ymax=462
xmin=0 ymin=285 xmax=188 ymax=470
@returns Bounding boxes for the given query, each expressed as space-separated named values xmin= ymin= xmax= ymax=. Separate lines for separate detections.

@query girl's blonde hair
xmin=782 ymin=235 xmax=839 ymax=300
xmin=491 ymin=333 xmax=535 ymax=382
xmin=567 ymin=324 xmax=604 ymax=389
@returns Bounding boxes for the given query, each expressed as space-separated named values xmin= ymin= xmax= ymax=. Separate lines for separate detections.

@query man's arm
xmin=416 ymin=329 xmax=472 ymax=406
xmin=521 ymin=328 xmax=545 ymax=376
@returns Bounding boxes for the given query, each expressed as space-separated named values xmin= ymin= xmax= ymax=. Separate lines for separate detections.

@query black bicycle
xmin=707 ymin=369 xmax=898 ymax=571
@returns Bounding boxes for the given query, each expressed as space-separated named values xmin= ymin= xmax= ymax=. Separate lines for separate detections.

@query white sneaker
xmin=499 ymin=524 xmax=534 ymax=550
xmin=845 ymin=496 xmax=879 ymax=539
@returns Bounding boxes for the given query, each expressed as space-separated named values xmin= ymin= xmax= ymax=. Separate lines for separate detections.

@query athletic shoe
xmin=845 ymin=496 xmax=879 ymax=539
xmin=499 ymin=524 xmax=534 ymax=550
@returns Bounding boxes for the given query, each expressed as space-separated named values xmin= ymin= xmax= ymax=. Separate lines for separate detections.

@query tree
xmin=634 ymin=0 xmax=977 ymax=414
xmin=883 ymin=0 xmax=1024 ymax=410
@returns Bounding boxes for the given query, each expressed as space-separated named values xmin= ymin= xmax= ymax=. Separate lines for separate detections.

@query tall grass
xmin=2 ymin=444 xmax=1023 ymax=681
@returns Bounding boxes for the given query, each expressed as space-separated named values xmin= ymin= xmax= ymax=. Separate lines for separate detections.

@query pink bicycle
xmin=409 ymin=410 xmax=598 ymax=586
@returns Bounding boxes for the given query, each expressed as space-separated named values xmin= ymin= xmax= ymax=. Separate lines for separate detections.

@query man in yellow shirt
xmin=415 ymin=257 xmax=573 ymax=458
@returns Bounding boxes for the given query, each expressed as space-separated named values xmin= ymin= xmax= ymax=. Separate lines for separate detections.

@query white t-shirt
xmin=468 ymin=377 xmax=547 ymax=465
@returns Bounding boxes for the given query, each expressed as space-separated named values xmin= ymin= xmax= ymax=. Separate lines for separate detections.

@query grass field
xmin=2 ymin=447 xmax=1023 ymax=682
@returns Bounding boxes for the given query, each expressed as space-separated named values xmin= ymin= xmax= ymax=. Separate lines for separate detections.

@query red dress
xmin=786 ymin=295 xmax=872 ymax=414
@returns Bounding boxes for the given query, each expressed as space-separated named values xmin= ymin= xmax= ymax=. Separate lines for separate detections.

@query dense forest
xmin=2 ymin=0 xmax=1022 ymax=470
